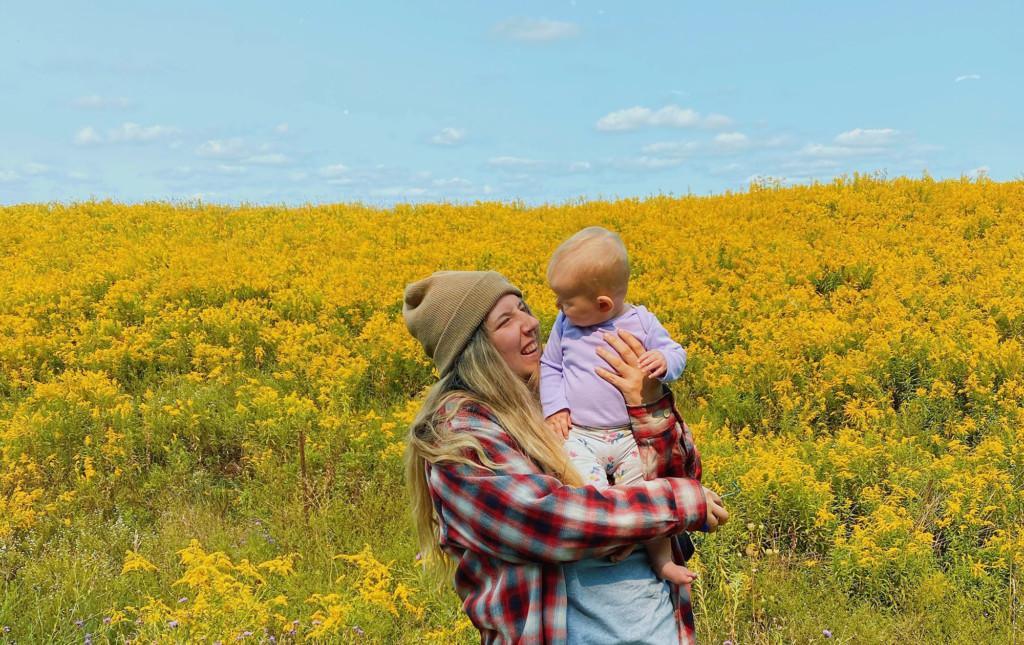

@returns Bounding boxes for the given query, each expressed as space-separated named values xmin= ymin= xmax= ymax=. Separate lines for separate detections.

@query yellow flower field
xmin=0 ymin=174 xmax=1021 ymax=642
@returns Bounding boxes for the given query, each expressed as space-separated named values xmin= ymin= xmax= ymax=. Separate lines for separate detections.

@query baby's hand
xmin=638 ymin=350 xmax=668 ymax=378
xmin=545 ymin=409 xmax=572 ymax=439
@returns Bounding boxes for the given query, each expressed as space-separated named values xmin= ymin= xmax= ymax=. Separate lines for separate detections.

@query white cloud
xmin=77 ymin=123 xmax=177 ymax=145
xmin=215 ymin=164 xmax=247 ymax=175
xmin=108 ymin=122 xmax=178 ymax=143
xmin=275 ymin=122 xmax=290 ymax=134
xmin=967 ymin=165 xmax=990 ymax=177
xmin=196 ymin=138 xmax=247 ymax=159
xmin=488 ymin=156 xmax=542 ymax=169
xmin=567 ymin=161 xmax=591 ymax=172
xmin=494 ymin=18 xmax=580 ymax=42
xmin=955 ymin=74 xmax=981 ymax=83
xmin=74 ymin=126 xmax=103 ymax=145
xmin=433 ymin=177 xmax=472 ymax=187
xmin=623 ymin=156 xmax=686 ymax=170
xmin=72 ymin=95 xmax=132 ymax=109
xmin=0 ymin=170 xmax=20 ymax=183
xmin=67 ymin=170 xmax=90 ymax=181
xmin=641 ymin=141 xmax=698 ymax=156
xmin=703 ymin=113 xmax=733 ymax=128
xmin=834 ymin=128 xmax=899 ymax=146
xmin=242 ymin=153 xmax=291 ymax=165
xmin=798 ymin=143 xmax=884 ymax=158
xmin=319 ymin=164 xmax=349 ymax=178
xmin=710 ymin=162 xmax=743 ymax=175
xmin=713 ymin=132 xmax=750 ymax=149
xmin=23 ymin=162 xmax=50 ymax=176
xmin=430 ymin=127 xmax=467 ymax=146
xmin=596 ymin=105 xmax=729 ymax=132
xmin=368 ymin=186 xmax=428 ymax=198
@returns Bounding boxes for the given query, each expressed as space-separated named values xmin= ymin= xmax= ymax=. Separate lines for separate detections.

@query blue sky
xmin=1 ymin=1 xmax=1020 ymax=205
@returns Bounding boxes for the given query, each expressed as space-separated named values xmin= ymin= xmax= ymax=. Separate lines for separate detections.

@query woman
xmin=403 ymin=271 xmax=728 ymax=644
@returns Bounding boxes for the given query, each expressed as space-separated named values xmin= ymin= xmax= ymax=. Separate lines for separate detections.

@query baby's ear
xmin=596 ymin=296 xmax=614 ymax=311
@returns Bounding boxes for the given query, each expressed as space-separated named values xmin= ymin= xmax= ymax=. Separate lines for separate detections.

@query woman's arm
xmin=427 ymin=423 xmax=708 ymax=565
xmin=628 ymin=391 xmax=701 ymax=480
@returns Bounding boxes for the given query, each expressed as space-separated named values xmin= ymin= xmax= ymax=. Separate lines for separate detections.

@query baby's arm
xmin=540 ymin=312 xmax=571 ymax=435
xmin=641 ymin=310 xmax=687 ymax=382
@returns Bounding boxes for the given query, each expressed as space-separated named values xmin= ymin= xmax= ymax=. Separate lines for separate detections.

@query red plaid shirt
xmin=426 ymin=391 xmax=706 ymax=644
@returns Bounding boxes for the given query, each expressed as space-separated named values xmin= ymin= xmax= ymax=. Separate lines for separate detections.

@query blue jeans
xmin=563 ymin=549 xmax=680 ymax=645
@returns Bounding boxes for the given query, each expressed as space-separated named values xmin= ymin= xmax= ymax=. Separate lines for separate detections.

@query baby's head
xmin=546 ymin=226 xmax=630 ymax=327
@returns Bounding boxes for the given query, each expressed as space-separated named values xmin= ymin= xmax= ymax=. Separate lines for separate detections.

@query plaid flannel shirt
xmin=426 ymin=391 xmax=705 ymax=644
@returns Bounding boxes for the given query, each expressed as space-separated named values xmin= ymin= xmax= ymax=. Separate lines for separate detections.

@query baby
xmin=540 ymin=226 xmax=696 ymax=586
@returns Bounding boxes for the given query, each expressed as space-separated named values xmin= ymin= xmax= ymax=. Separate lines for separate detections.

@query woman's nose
xmin=522 ymin=314 xmax=539 ymax=335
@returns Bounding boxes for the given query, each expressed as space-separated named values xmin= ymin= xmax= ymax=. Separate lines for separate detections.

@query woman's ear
xmin=596 ymin=295 xmax=614 ymax=312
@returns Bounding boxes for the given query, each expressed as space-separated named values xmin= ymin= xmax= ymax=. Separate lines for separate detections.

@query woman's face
xmin=484 ymin=293 xmax=541 ymax=380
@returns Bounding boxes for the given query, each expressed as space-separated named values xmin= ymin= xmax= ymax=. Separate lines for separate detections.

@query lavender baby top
xmin=540 ymin=304 xmax=687 ymax=427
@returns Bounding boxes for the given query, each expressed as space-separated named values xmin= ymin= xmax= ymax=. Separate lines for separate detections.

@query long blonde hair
xmin=404 ymin=324 xmax=583 ymax=583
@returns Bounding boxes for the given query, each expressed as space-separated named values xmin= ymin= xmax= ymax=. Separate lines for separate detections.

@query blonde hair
xmin=404 ymin=324 xmax=583 ymax=584
xmin=546 ymin=226 xmax=630 ymax=299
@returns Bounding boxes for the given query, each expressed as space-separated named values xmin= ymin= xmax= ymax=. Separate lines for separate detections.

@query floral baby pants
xmin=564 ymin=423 xmax=644 ymax=488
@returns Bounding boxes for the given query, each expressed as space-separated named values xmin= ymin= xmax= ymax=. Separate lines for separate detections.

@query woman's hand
xmin=702 ymin=487 xmax=729 ymax=532
xmin=594 ymin=329 xmax=663 ymax=406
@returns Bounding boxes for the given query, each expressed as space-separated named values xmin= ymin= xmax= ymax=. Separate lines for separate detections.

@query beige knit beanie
xmin=403 ymin=271 xmax=523 ymax=375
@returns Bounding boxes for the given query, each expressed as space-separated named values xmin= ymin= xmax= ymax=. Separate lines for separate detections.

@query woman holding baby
xmin=403 ymin=228 xmax=728 ymax=644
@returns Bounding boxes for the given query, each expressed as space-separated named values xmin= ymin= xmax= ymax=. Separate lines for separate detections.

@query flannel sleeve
xmin=643 ymin=310 xmax=687 ymax=383
xmin=539 ymin=312 xmax=571 ymax=418
xmin=427 ymin=424 xmax=707 ymax=564
xmin=628 ymin=390 xmax=702 ymax=481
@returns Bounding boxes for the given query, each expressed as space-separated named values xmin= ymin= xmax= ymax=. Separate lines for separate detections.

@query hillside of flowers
xmin=1 ymin=175 xmax=1021 ymax=643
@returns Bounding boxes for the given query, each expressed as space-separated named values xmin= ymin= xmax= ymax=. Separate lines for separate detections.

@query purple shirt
xmin=540 ymin=304 xmax=687 ymax=427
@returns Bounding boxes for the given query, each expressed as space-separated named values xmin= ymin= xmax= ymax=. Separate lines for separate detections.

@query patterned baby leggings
xmin=564 ymin=423 xmax=644 ymax=488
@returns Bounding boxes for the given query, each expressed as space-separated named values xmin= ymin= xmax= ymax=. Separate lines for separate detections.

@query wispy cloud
xmin=72 ymin=95 xmax=132 ymax=109
xmin=430 ymin=127 xmax=467 ymax=146
xmin=108 ymin=122 xmax=178 ymax=143
xmin=488 ymin=156 xmax=543 ymax=169
xmin=23 ymin=162 xmax=51 ymax=176
xmin=274 ymin=122 xmax=290 ymax=134
xmin=196 ymin=138 xmax=247 ymax=159
xmin=834 ymin=128 xmax=900 ymax=146
xmin=798 ymin=143 xmax=884 ymax=158
xmin=955 ymin=74 xmax=981 ymax=83
xmin=712 ymin=132 xmax=750 ymax=150
xmin=595 ymin=105 xmax=730 ymax=132
xmin=74 ymin=126 xmax=103 ymax=146
xmin=242 ymin=153 xmax=291 ymax=166
xmin=319 ymin=163 xmax=349 ymax=178
xmin=368 ymin=186 xmax=428 ymax=198
xmin=75 ymin=122 xmax=178 ymax=145
xmin=494 ymin=18 xmax=580 ymax=42
xmin=641 ymin=141 xmax=698 ymax=156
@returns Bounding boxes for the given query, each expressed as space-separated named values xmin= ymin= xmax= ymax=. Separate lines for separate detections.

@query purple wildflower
xmin=168 ymin=620 xmax=179 ymax=629
xmin=178 ymin=596 xmax=188 ymax=603
xmin=75 ymin=619 xmax=84 ymax=628
xmin=353 ymin=625 xmax=365 ymax=636
xmin=102 ymin=617 xmax=111 ymax=625
xmin=823 ymin=629 xmax=833 ymax=638
xmin=2 ymin=626 xmax=10 ymax=633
